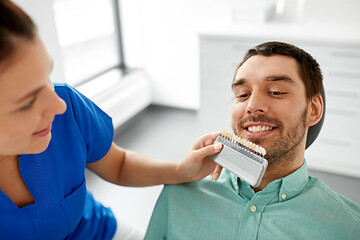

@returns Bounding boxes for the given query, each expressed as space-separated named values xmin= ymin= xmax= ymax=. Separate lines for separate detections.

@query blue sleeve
xmin=55 ymin=83 xmax=114 ymax=164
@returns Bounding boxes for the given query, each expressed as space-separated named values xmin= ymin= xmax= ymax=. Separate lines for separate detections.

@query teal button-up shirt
xmin=145 ymin=162 xmax=360 ymax=239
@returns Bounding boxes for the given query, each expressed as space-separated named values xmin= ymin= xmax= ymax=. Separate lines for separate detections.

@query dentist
xmin=0 ymin=1 xmax=222 ymax=239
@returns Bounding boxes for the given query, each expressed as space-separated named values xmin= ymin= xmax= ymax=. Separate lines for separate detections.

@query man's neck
xmin=252 ymin=147 xmax=305 ymax=192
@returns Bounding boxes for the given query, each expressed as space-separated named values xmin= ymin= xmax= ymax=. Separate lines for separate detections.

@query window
xmin=53 ymin=0 xmax=123 ymax=87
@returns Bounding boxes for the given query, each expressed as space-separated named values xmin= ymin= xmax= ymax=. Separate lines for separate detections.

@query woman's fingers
xmin=192 ymin=132 xmax=220 ymax=150
xmin=191 ymin=142 xmax=222 ymax=160
xmin=210 ymin=164 xmax=223 ymax=181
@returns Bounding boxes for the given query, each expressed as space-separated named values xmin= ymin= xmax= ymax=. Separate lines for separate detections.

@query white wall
xmin=13 ymin=0 xmax=360 ymax=110
xmin=121 ymin=0 xmax=234 ymax=109
xmin=121 ymin=0 xmax=360 ymax=110
xmin=12 ymin=0 xmax=65 ymax=84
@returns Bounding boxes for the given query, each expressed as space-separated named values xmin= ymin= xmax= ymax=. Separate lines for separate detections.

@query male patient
xmin=144 ymin=42 xmax=360 ymax=239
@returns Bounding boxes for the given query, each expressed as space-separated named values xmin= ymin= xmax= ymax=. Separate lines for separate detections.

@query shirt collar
xmin=231 ymin=160 xmax=309 ymax=201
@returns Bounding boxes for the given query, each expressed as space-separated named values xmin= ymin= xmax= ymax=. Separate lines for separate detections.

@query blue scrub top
xmin=0 ymin=83 xmax=117 ymax=240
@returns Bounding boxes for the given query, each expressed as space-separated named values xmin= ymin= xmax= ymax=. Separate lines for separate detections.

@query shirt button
xmin=281 ymin=193 xmax=287 ymax=200
xmin=250 ymin=205 xmax=257 ymax=212
xmin=235 ymin=185 xmax=239 ymax=191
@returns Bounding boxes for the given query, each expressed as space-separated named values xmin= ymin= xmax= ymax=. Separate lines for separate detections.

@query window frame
xmin=54 ymin=0 xmax=129 ymax=88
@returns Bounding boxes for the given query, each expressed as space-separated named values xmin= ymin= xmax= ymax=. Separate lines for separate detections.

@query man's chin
xmin=247 ymin=137 xmax=262 ymax=145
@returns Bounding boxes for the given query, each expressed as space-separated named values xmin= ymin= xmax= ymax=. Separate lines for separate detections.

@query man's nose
xmin=246 ymin=92 xmax=267 ymax=114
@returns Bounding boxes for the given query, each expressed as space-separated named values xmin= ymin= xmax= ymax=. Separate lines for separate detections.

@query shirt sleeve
xmin=59 ymin=83 xmax=114 ymax=164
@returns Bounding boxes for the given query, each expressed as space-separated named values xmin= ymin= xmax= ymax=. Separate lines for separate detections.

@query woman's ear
xmin=307 ymin=93 xmax=324 ymax=127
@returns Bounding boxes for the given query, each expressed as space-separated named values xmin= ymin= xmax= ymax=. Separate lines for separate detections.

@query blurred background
xmin=14 ymin=0 xmax=360 ymax=235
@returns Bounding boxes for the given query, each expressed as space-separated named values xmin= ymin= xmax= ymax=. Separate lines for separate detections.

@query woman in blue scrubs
xmin=0 ymin=1 xmax=223 ymax=239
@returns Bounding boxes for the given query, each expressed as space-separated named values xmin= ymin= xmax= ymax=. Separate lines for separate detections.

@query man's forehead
xmin=234 ymin=55 xmax=300 ymax=84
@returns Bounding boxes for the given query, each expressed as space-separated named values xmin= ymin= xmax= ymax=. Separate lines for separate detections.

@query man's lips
xmin=243 ymin=122 xmax=276 ymax=129
xmin=33 ymin=125 xmax=52 ymax=137
xmin=243 ymin=122 xmax=277 ymax=138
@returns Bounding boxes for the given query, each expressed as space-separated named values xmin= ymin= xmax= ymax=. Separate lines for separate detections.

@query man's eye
xmin=269 ymin=91 xmax=285 ymax=96
xmin=237 ymin=93 xmax=250 ymax=99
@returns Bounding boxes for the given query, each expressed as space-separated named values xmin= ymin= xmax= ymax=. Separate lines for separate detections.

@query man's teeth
xmin=248 ymin=126 xmax=273 ymax=133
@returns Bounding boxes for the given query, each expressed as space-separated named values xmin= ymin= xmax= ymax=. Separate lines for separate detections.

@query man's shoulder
xmin=163 ymin=177 xmax=217 ymax=194
xmin=308 ymin=176 xmax=360 ymax=219
xmin=163 ymin=170 xmax=235 ymax=200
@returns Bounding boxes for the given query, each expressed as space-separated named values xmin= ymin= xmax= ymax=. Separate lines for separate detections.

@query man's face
xmin=232 ymin=55 xmax=310 ymax=163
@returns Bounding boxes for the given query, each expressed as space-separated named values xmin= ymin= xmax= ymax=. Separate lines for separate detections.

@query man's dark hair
xmin=233 ymin=41 xmax=323 ymax=100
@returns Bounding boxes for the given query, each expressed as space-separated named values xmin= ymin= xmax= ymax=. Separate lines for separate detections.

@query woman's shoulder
xmin=53 ymin=83 xmax=78 ymax=100
xmin=53 ymin=83 xmax=94 ymax=112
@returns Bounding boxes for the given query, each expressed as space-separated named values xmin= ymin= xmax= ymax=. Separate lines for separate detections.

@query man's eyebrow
xmin=232 ymin=74 xmax=295 ymax=89
xmin=265 ymin=75 xmax=295 ymax=83
xmin=232 ymin=78 xmax=246 ymax=88
xmin=17 ymin=85 xmax=45 ymax=104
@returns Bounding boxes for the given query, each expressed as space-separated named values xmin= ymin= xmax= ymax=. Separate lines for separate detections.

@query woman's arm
xmin=86 ymin=132 xmax=223 ymax=187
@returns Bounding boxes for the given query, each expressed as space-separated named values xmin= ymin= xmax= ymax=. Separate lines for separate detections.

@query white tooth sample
xmin=218 ymin=129 xmax=269 ymax=156
xmin=259 ymin=146 xmax=264 ymax=154
xmin=258 ymin=147 xmax=263 ymax=155
xmin=260 ymin=147 xmax=266 ymax=156
xmin=251 ymin=142 xmax=256 ymax=150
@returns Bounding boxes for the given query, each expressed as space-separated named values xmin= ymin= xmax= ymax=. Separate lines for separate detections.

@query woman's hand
xmin=87 ymin=132 xmax=224 ymax=187
xmin=176 ymin=132 xmax=223 ymax=182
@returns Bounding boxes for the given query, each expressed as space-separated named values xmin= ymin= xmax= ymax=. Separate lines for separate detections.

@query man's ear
xmin=307 ymin=93 xmax=323 ymax=127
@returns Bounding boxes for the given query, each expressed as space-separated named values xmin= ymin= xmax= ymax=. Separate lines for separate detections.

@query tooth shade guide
xmin=212 ymin=129 xmax=269 ymax=187
xmin=219 ymin=129 xmax=266 ymax=156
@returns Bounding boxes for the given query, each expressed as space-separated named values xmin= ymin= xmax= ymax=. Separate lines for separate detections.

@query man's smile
xmin=248 ymin=125 xmax=274 ymax=133
xmin=243 ymin=122 xmax=278 ymax=138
